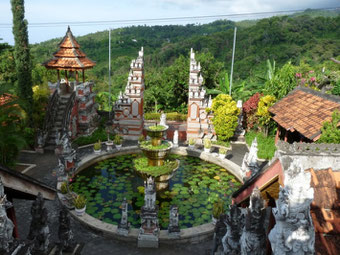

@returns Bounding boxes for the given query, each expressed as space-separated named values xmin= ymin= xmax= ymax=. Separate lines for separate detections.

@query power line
xmin=0 ymin=7 xmax=338 ymax=28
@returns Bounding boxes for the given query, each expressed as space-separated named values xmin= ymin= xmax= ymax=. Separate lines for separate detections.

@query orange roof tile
xmin=269 ymin=87 xmax=340 ymax=140
xmin=43 ymin=26 xmax=95 ymax=71
xmin=309 ymin=168 xmax=340 ymax=255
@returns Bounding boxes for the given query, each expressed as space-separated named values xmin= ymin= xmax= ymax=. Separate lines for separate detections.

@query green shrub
xmin=73 ymin=128 xmax=114 ymax=146
xmin=133 ymin=157 xmax=178 ymax=177
xmin=212 ymin=198 xmax=224 ymax=219
xmin=188 ymin=138 xmax=196 ymax=146
xmin=138 ymin=135 xmax=145 ymax=143
xmin=203 ymin=138 xmax=212 ymax=149
xmin=60 ymin=182 xmax=69 ymax=194
xmin=144 ymin=112 xmax=187 ymax=121
xmin=93 ymin=140 xmax=101 ymax=150
xmin=114 ymin=135 xmax=122 ymax=145
xmin=245 ymin=131 xmax=276 ymax=159
xmin=73 ymin=194 xmax=86 ymax=209
xmin=219 ymin=147 xmax=227 ymax=154
xmin=148 ymin=125 xmax=166 ymax=131
xmin=317 ymin=110 xmax=340 ymax=144
xmin=207 ymin=94 xmax=240 ymax=141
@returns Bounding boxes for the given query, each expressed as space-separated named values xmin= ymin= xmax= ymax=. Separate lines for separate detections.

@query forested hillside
xmin=1 ymin=10 xmax=340 ymax=112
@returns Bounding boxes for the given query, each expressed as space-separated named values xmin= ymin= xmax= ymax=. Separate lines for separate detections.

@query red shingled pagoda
xmin=43 ymin=26 xmax=95 ymax=83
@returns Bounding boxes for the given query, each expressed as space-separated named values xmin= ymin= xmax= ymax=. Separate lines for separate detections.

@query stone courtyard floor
xmin=15 ymin=142 xmax=248 ymax=255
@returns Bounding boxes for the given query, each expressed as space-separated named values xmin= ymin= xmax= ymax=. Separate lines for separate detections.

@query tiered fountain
xmin=135 ymin=124 xmax=178 ymax=189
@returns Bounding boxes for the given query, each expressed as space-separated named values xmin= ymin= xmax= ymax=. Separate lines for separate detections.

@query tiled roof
xmin=269 ymin=87 xmax=340 ymax=140
xmin=309 ymin=168 xmax=340 ymax=255
xmin=44 ymin=26 xmax=95 ymax=71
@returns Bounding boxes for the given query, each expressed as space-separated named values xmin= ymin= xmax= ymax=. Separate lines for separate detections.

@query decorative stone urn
xmin=75 ymin=206 xmax=86 ymax=217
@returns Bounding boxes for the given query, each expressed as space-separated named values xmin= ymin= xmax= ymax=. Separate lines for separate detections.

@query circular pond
xmin=71 ymin=154 xmax=241 ymax=229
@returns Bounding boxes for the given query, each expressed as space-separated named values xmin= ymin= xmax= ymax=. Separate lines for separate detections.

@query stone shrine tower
xmin=186 ymin=48 xmax=213 ymax=141
xmin=40 ymin=27 xmax=97 ymax=148
xmin=113 ymin=47 xmax=144 ymax=140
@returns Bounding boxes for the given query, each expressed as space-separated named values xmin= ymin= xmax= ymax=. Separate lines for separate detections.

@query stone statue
xmin=222 ymin=204 xmax=244 ymax=255
xmin=57 ymin=208 xmax=74 ymax=253
xmin=211 ymin=214 xmax=227 ymax=255
xmin=269 ymin=160 xmax=315 ymax=255
xmin=0 ymin=182 xmax=14 ymax=253
xmin=240 ymin=187 xmax=267 ymax=255
xmin=138 ymin=177 xmax=159 ymax=248
xmin=28 ymin=192 xmax=50 ymax=253
xmin=37 ymin=129 xmax=46 ymax=148
xmin=160 ymin=111 xmax=167 ymax=127
xmin=173 ymin=130 xmax=179 ymax=148
xmin=168 ymin=205 xmax=180 ymax=236
xmin=118 ymin=198 xmax=130 ymax=236
xmin=241 ymin=138 xmax=259 ymax=179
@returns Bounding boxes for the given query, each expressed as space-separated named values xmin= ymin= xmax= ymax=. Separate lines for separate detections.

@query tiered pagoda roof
xmin=43 ymin=26 xmax=95 ymax=71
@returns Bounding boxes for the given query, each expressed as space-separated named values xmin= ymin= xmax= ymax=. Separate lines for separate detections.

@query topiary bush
xmin=207 ymin=94 xmax=239 ymax=141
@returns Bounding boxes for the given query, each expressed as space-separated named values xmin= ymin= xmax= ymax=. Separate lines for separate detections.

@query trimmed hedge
xmin=144 ymin=112 xmax=187 ymax=121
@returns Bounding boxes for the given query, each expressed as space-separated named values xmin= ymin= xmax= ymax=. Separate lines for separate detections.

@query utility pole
xmin=230 ymin=27 xmax=237 ymax=96
xmin=108 ymin=28 xmax=111 ymax=121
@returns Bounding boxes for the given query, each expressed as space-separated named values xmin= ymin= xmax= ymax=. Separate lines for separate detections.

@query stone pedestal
xmin=137 ymin=234 xmax=159 ymax=248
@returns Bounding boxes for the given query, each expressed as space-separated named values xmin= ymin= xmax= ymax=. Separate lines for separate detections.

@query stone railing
xmin=61 ymin=92 xmax=76 ymax=136
xmin=276 ymin=141 xmax=340 ymax=155
xmin=41 ymin=89 xmax=59 ymax=145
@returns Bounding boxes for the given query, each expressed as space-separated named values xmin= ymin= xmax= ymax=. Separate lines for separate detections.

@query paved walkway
xmin=14 ymin=142 xmax=248 ymax=255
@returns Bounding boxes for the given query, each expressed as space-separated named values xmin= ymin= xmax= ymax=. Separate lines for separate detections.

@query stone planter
xmin=94 ymin=149 xmax=101 ymax=154
xmin=204 ymin=148 xmax=211 ymax=153
xmin=188 ymin=145 xmax=195 ymax=149
xmin=115 ymin=144 xmax=122 ymax=150
xmin=106 ymin=141 xmax=114 ymax=152
xmin=75 ymin=206 xmax=86 ymax=217
xmin=219 ymin=154 xmax=225 ymax=159
xmin=211 ymin=216 xmax=217 ymax=225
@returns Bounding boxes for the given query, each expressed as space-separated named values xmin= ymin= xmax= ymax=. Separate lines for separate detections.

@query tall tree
xmin=11 ymin=0 xmax=33 ymax=123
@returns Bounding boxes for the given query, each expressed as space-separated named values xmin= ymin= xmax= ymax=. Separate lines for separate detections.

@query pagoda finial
xmin=67 ymin=25 xmax=70 ymax=32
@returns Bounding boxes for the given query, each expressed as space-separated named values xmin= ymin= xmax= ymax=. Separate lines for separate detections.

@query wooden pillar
xmin=57 ymin=70 xmax=60 ymax=82
xmin=6 ymin=194 xmax=19 ymax=238
xmin=75 ymin=71 xmax=79 ymax=84
xmin=65 ymin=70 xmax=68 ymax=83
xmin=284 ymin=129 xmax=288 ymax=142
xmin=82 ymin=70 xmax=85 ymax=83
xmin=275 ymin=125 xmax=280 ymax=144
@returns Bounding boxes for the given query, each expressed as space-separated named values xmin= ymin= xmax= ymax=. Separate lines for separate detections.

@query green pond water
xmin=71 ymin=154 xmax=241 ymax=229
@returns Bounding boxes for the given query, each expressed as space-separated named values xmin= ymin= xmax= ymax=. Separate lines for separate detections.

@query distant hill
xmin=31 ymin=9 xmax=340 ymax=94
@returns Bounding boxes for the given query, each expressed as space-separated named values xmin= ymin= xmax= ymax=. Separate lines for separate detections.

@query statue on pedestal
xmin=269 ymin=160 xmax=315 ymax=255
xmin=138 ymin=177 xmax=159 ymax=248
xmin=117 ymin=198 xmax=130 ymax=236
xmin=0 ymin=178 xmax=14 ymax=253
xmin=241 ymin=138 xmax=259 ymax=179
xmin=240 ymin=188 xmax=267 ymax=255
xmin=168 ymin=205 xmax=180 ymax=236
xmin=173 ymin=130 xmax=179 ymax=148
xmin=222 ymin=204 xmax=244 ymax=255
xmin=57 ymin=208 xmax=74 ymax=253
xmin=28 ymin=192 xmax=50 ymax=253
xmin=211 ymin=214 xmax=227 ymax=255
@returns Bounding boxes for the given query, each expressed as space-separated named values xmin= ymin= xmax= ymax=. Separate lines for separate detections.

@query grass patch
xmin=245 ymin=131 xmax=276 ymax=160
xmin=144 ymin=112 xmax=187 ymax=121
xmin=140 ymin=141 xmax=170 ymax=150
xmin=133 ymin=157 xmax=178 ymax=177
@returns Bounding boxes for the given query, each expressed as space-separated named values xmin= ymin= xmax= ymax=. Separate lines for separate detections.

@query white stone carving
xmin=190 ymin=104 xmax=198 ymax=120
xmin=173 ymin=130 xmax=179 ymax=148
xmin=132 ymin=101 xmax=139 ymax=116
xmin=241 ymin=138 xmax=259 ymax=179
xmin=269 ymin=160 xmax=315 ymax=255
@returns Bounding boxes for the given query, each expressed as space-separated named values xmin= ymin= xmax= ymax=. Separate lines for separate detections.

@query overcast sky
xmin=0 ymin=0 xmax=339 ymax=45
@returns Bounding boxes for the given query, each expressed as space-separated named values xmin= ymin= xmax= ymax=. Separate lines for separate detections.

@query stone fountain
xmin=141 ymin=124 xmax=171 ymax=166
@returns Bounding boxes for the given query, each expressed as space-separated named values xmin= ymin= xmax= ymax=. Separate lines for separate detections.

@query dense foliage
xmin=207 ymin=94 xmax=239 ymax=141
xmin=317 ymin=110 xmax=340 ymax=144
xmin=22 ymin=11 xmax=339 ymax=112
xmin=11 ymin=0 xmax=33 ymax=122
